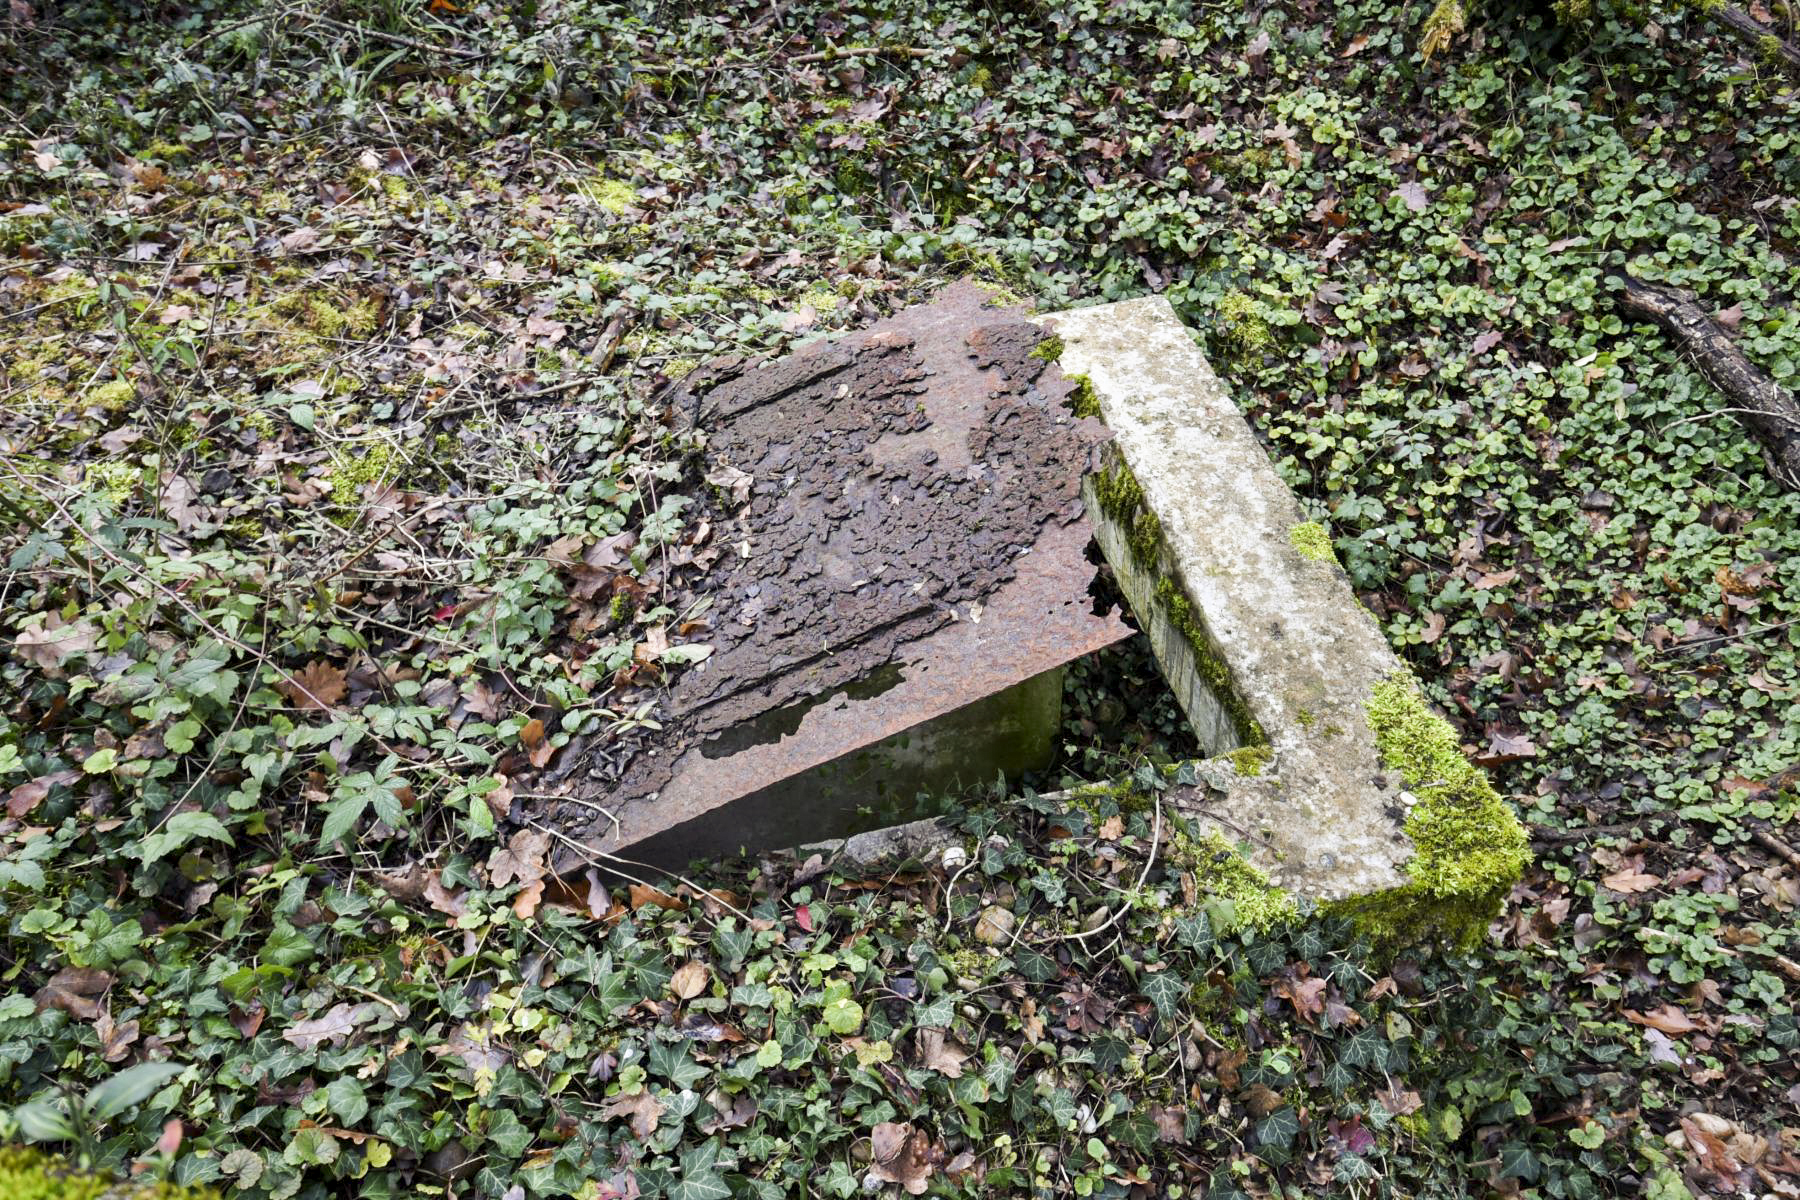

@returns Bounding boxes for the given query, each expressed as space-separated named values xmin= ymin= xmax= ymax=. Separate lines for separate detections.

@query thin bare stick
xmin=529 ymin=821 xmax=750 ymax=923
xmin=1037 ymin=788 xmax=1163 ymax=946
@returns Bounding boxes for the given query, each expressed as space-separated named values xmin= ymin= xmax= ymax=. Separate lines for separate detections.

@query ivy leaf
xmin=911 ymin=993 xmax=953 ymax=1030
xmin=325 ymin=1077 xmax=368 ymax=1126
xmin=668 ymin=1139 xmax=732 ymax=1200
xmin=485 ymin=1108 xmax=533 ymax=1158
xmin=1253 ymin=1107 xmax=1300 ymax=1151
xmin=712 ymin=922 xmax=754 ymax=970
xmin=1141 ymin=969 xmax=1186 ymax=1021
xmin=1012 ymin=943 xmax=1058 ymax=983
xmin=648 ymin=1041 xmax=708 ymax=1090
xmin=1498 ymin=1141 xmax=1543 ymax=1182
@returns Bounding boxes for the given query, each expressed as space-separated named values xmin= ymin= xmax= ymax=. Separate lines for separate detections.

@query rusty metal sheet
xmin=544 ymin=282 xmax=1129 ymax=868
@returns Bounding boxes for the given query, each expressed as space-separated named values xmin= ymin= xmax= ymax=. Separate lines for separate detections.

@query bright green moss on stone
xmin=1329 ymin=671 xmax=1530 ymax=948
xmin=1226 ymin=745 xmax=1271 ymax=777
xmin=1152 ymin=578 xmax=1267 ymax=748
xmin=1028 ymin=334 xmax=1064 ymax=362
xmin=1288 ymin=520 xmax=1336 ymax=564
xmin=1091 ymin=460 xmax=1163 ymax=570
xmin=1090 ymin=453 xmax=1265 ymax=748
xmin=0 ymin=1147 xmax=219 ymax=1200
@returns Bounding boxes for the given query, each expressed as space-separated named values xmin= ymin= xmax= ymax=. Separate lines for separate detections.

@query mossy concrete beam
xmin=1043 ymin=296 xmax=1527 ymax=918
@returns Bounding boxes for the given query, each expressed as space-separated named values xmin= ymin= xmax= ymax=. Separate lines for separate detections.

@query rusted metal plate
xmin=544 ymin=282 xmax=1129 ymax=869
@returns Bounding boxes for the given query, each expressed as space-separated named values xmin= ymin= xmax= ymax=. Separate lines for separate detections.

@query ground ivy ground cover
xmin=1 ymin=0 xmax=1797 ymax=1197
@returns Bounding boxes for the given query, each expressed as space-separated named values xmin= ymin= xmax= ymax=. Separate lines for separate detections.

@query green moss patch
xmin=1226 ymin=744 xmax=1272 ymax=777
xmin=1064 ymin=372 xmax=1102 ymax=419
xmin=1288 ymin=520 xmax=1336 ymax=565
xmin=1153 ymin=578 xmax=1267 ymax=748
xmin=1175 ymin=829 xmax=1296 ymax=932
xmin=1329 ymin=671 xmax=1530 ymax=948
xmin=0 ymin=1147 xmax=218 ymax=1200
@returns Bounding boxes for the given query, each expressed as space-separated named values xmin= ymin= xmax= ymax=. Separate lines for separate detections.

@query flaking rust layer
xmin=543 ymin=282 xmax=1127 ymax=865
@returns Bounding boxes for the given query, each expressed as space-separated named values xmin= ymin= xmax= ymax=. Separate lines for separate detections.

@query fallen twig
xmin=1709 ymin=4 xmax=1800 ymax=72
xmin=1753 ymin=829 xmax=1800 ymax=871
xmin=1037 ymin=787 xmax=1163 ymax=946
xmin=1612 ymin=271 xmax=1800 ymax=490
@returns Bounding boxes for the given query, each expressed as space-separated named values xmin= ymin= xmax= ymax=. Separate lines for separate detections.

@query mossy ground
xmin=0 ymin=1147 xmax=218 ymax=1200
xmin=1171 ymin=828 xmax=1297 ymax=932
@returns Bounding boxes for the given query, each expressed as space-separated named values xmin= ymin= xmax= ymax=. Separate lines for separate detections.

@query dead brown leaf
xmin=512 ymin=880 xmax=545 ymax=920
xmin=1625 ymin=1004 xmax=1701 ymax=1035
xmin=282 ymin=1001 xmax=376 ymax=1050
xmin=96 ymin=1011 xmax=141 ymax=1062
xmin=34 ymin=966 xmax=112 ymax=1021
xmin=628 ymin=883 xmax=685 ymax=912
xmin=868 ymin=1122 xmax=933 ymax=1196
xmin=8 ymin=769 xmax=79 ymax=818
xmin=279 ymin=660 xmax=348 ymax=711
xmin=599 ymin=1090 xmax=664 ymax=1140
xmin=1602 ymin=869 xmax=1661 ymax=894
xmin=13 ymin=615 xmax=100 ymax=674
xmin=486 ymin=828 xmax=550 ymax=889
xmin=1274 ymin=972 xmax=1327 ymax=1024
xmin=669 ymin=960 xmax=709 ymax=1001
xmin=916 ymin=1028 xmax=970 ymax=1078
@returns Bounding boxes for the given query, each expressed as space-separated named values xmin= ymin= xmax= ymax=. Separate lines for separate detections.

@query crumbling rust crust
xmin=548 ymin=284 xmax=1110 ymax=850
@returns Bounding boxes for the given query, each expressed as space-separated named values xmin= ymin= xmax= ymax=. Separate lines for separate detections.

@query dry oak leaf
xmin=279 ymin=660 xmax=348 ymax=712
xmin=599 ymin=1090 xmax=664 ymax=1140
xmin=868 ymin=1122 xmax=934 ymax=1196
xmin=1625 ymin=1004 xmax=1702 ymax=1035
xmin=669 ymin=960 xmax=709 ymax=1001
xmin=1601 ymin=869 xmax=1660 ymax=894
xmin=282 ymin=1001 xmax=377 ymax=1050
xmin=35 ymin=967 xmax=112 ymax=1022
xmin=916 ymin=1028 xmax=971 ymax=1078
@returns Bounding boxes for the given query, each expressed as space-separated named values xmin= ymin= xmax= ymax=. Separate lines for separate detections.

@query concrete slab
xmin=1043 ymin=296 xmax=1417 ymax=899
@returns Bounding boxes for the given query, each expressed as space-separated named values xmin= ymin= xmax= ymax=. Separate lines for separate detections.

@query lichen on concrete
xmin=1329 ymin=670 xmax=1530 ymax=947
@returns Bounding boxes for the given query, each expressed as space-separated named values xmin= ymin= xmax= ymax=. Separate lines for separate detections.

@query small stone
xmin=940 ymin=845 xmax=967 ymax=871
xmin=973 ymin=905 xmax=1015 ymax=945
